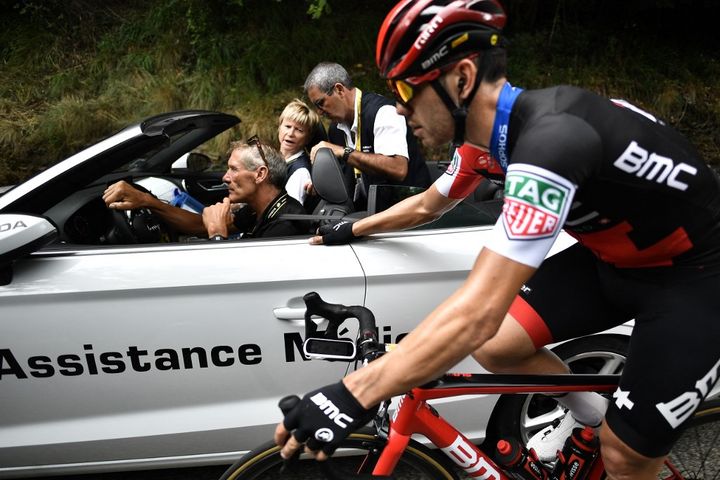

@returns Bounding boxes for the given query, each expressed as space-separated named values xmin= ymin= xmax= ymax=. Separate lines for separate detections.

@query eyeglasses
xmin=246 ymin=135 xmax=268 ymax=167
xmin=387 ymin=69 xmax=443 ymax=106
xmin=312 ymin=87 xmax=335 ymax=111
xmin=387 ymin=55 xmax=478 ymax=106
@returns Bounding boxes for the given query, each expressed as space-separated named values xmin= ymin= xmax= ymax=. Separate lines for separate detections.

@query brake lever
xmin=277 ymin=395 xmax=394 ymax=479
xmin=277 ymin=395 xmax=302 ymax=474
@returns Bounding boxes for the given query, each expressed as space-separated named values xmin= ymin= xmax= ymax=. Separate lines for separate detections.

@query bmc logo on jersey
xmin=502 ymin=171 xmax=570 ymax=239
xmin=614 ymin=140 xmax=697 ymax=191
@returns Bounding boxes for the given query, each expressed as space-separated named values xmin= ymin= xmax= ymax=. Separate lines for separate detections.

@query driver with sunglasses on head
xmin=304 ymin=62 xmax=431 ymax=210
xmin=104 ymin=139 xmax=309 ymax=240
xmin=276 ymin=1 xmax=720 ymax=478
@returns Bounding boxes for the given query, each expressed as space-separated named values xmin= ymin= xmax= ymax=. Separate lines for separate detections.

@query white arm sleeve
xmin=372 ymin=105 xmax=409 ymax=158
xmin=285 ymin=168 xmax=311 ymax=205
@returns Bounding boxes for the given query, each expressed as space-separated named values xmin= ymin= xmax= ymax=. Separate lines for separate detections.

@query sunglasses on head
xmin=246 ymin=135 xmax=268 ymax=167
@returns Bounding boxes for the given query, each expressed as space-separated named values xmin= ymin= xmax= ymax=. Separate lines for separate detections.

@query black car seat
xmin=278 ymin=148 xmax=355 ymax=231
xmin=309 ymin=148 xmax=355 ymax=226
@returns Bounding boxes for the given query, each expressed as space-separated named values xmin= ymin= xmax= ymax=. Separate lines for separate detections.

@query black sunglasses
xmin=246 ymin=135 xmax=268 ymax=167
xmin=312 ymin=86 xmax=335 ymax=110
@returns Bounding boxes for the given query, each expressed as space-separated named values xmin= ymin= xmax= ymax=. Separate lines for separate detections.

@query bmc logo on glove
xmin=311 ymin=392 xmax=354 ymax=428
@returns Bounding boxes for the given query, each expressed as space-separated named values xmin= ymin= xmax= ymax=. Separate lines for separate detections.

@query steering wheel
xmin=102 ymin=181 xmax=174 ymax=244
xmin=106 ymin=208 xmax=168 ymax=244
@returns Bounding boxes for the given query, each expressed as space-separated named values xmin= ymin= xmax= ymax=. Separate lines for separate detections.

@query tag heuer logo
xmin=502 ymin=171 xmax=570 ymax=239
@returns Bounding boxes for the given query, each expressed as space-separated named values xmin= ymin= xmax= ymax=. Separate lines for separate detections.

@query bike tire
xmin=219 ymin=428 xmax=460 ymax=480
xmin=485 ymin=333 xmax=629 ymax=446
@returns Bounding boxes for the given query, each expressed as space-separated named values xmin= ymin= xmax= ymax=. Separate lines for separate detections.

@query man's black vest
xmin=327 ymin=92 xmax=431 ymax=199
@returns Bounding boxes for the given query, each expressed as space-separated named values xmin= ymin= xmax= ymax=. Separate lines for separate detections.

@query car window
xmin=416 ymin=197 xmax=502 ymax=230
xmin=367 ymin=184 xmax=501 ymax=230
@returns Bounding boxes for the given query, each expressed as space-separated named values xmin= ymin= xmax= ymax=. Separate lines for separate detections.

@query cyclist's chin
xmin=415 ymin=129 xmax=449 ymax=148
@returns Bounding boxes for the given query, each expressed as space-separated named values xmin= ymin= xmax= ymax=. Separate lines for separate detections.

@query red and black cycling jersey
xmin=436 ymin=85 xmax=720 ymax=270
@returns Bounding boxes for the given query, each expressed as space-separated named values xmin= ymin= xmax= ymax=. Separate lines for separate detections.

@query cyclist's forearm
xmin=344 ymin=248 xmax=535 ymax=408
xmin=345 ymin=296 xmax=503 ymax=407
xmin=353 ymin=186 xmax=459 ymax=236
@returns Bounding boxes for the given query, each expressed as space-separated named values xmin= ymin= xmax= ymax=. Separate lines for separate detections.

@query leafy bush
xmin=0 ymin=0 xmax=718 ymax=185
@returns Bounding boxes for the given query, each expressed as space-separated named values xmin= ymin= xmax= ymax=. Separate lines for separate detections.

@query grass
xmin=1 ymin=0 xmax=718 ymax=185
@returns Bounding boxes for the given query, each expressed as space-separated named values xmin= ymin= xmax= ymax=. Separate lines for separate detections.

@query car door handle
xmin=273 ymin=307 xmax=306 ymax=326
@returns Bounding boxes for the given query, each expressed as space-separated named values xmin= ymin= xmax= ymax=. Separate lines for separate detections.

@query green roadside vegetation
xmin=1 ymin=0 xmax=718 ymax=186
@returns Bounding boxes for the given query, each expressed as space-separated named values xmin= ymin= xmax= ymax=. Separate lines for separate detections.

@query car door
xmin=0 ymin=237 xmax=364 ymax=471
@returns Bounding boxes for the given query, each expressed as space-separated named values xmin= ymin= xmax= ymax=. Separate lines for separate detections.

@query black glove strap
xmin=319 ymin=220 xmax=358 ymax=245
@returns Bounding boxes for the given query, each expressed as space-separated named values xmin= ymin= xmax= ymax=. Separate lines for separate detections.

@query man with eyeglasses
xmin=103 ymin=140 xmax=309 ymax=240
xmin=276 ymin=1 xmax=720 ymax=478
xmin=304 ymin=62 xmax=431 ymax=210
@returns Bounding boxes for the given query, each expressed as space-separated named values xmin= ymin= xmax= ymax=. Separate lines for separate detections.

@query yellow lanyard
xmin=353 ymin=89 xmax=362 ymax=177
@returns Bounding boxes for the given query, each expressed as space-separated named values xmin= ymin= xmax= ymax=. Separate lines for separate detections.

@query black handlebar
xmin=303 ymin=292 xmax=379 ymax=359
xmin=276 ymin=294 xmax=392 ymax=479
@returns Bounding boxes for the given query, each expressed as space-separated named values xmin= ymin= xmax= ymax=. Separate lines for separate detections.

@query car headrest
xmin=312 ymin=148 xmax=350 ymax=205
xmin=308 ymin=122 xmax=328 ymax=148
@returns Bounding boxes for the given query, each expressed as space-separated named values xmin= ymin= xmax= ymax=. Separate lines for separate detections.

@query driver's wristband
xmin=210 ymin=234 xmax=226 ymax=241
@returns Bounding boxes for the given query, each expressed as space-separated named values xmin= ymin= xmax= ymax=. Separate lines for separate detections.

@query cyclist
xmin=275 ymin=1 xmax=720 ymax=478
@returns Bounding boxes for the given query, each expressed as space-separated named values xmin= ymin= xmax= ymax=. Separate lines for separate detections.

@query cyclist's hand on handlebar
xmin=274 ymin=381 xmax=377 ymax=460
xmin=309 ymin=220 xmax=358 ymax=245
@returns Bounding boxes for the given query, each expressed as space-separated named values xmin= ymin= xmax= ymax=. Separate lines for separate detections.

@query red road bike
xmin=220 ymin=292 xmax=720 ymax=480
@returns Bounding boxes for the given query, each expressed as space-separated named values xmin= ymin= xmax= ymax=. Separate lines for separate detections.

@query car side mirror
xmin=187 ymin=152 xmax=211 ymax=172
xmin=0 ymin=214 xmax=58 ymax=270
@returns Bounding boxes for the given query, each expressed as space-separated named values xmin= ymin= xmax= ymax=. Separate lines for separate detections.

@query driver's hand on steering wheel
xmin=103 ymin=181 xmax=153 ymax=211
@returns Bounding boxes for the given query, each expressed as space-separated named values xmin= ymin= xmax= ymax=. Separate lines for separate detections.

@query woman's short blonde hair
xmin=278 ymin=98 xmax=320 ymax=133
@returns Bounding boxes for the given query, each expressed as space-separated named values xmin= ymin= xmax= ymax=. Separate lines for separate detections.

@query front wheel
xmin=219 ymin=428 xmax=460 ymax=480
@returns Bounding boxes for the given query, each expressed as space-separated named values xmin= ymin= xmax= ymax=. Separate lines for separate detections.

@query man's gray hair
xmin=229 ymin=141 xmax=287 ymax=188
xmin=304 ymin=62 xmax=354 ymax=94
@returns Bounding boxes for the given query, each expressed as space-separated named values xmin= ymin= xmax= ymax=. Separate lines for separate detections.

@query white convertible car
xmin=0 ymin=111 xmax=636 ymax=477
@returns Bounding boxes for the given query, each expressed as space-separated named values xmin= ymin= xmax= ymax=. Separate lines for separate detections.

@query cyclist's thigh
xmin=604 ymin=269 xmax=720 ymax=458
xmin=508 ymin=243 xmax=630 ymax=349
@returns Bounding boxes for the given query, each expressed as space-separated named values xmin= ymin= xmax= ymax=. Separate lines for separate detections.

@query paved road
xmin=25 ymin=466 xmax=229 ymax=480
xmin=23 ymin=415 xmax=720 ymax=480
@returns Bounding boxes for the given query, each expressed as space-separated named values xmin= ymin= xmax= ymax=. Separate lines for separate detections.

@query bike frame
xmin=368 ymin=372 xmax=684 ymax=479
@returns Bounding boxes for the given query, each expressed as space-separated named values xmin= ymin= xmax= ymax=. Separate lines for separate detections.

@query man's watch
xmin=210 ymin=234 xmax=226 ymax=241
xmin=342 ymin=146 xmax=354 ymax=163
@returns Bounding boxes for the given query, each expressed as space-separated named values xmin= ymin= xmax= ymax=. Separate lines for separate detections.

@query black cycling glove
xmin=317 ymin=220 xmax=358 ymax=245
xmin=282 ymin=381 xmax=378 ymax=455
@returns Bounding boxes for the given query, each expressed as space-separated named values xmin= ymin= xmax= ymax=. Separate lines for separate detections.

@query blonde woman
xmin=278 ymin=99 xmax=321 ymax=206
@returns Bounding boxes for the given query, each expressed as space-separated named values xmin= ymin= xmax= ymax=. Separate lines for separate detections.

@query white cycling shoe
xmin=526 ymin=412 xmax=587 ymax=462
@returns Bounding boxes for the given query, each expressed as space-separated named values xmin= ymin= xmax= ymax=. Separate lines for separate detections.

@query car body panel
xmin=0 ymin=110 xmax=639 ymax=478
xmin=0 ymin=238 xmax=365 ymax=474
